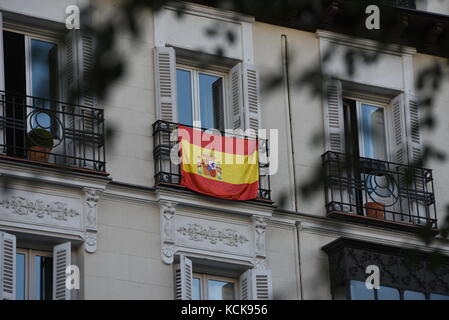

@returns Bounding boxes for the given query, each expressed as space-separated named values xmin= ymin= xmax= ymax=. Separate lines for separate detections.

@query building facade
xmin=0 ymin=0 xmax=448 ymax=300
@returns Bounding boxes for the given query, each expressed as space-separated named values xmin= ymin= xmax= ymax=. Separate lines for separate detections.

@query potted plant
xmin=26 ymin=128 xmax=54 ymax=162
xmin=365 ymin=201 xmax=385 ymax=220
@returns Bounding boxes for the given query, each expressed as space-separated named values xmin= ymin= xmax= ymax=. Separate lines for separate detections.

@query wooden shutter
xmin=0 ymin=12 xmax=4 ymax=92
xmin=388 ymin=94 xmax=408 ymax=164
xmin=174 ymin=255 xmax=192 ymax=300
xmin=154 ymin=47 xmax=177 ymax=122
xmin=0 ymin=232 xmax=16 ymax=300
xmin=243 ymin=63 xmax=261 ymax=135
xmin=239 ymin=269 xmax=273 ymax=300
xmin=239 ymin=269 xmax=251 ymax=300
xmin=53 ymin=242 xmax=71 ymax=300
xmin=323 ymin=80 xmax=345 ymax=153
xmin=404 ymin=94 xmax=422 ymax=165
xmin=229 ymin=63 xmax=244 ymax=131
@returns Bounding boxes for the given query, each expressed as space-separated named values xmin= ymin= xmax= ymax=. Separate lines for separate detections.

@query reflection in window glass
xmin=404 ymin=290 xmax=426 ymax=300
xmin=350 ymin=280 xmax=375 ymax=300
xmin=31 ymin=39 xmax=58 ymax=130
xmin=430 ymin=293 xmax=449 ymax=300
xmin=176 ymin=69 xmax=193 ymax=126
xmin=377 ymin=286 xmax=400 ymax=300
xmin=16 ymin=253 xmax=26 ymax=300
xmin=34 ymin=255 xmax=53 ymax=300
xmin=208 ymin=280 xmax=235 ymax=300
xmin=199 ymin=73 xmax=223 ymax=130
xmin=192 ymin=277 xmax=201 ymax=300
xmin=360 ymin=104 xmax=387 ymax=160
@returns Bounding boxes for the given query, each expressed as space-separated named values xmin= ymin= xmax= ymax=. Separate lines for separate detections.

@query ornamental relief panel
xmin=175 ymin=215 xmax=252 ymax=256
xmin=0 ymin=189 xmax=82 ymax=230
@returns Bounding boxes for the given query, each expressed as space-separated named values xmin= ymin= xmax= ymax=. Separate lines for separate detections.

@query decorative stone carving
xmin=83 ymin=188 xmax=102 ymax=253
xmin=84 ymin=188 xmax=102 ymax=231
xmin=0 ymin=196 xmax=79 ymax=221
xmin=159 ymin=201 xmax=177 ymax=264
xmin=253 ymin=216 xmax=267 ymax=258
xmin=83 ymin=231 xmax=97 ymax=253
xmin=177 ymin=223 xmax=249 ymax=247
xmin=254 ymin=257 xmax=267 ymax=270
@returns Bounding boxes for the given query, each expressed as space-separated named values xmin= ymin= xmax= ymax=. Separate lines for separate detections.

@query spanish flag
xmin=179 ymin=126 xmax=259 ymax=200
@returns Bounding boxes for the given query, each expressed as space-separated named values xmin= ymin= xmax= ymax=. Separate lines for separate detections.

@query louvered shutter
xmin=404 ymin=94 xmax=422 ymax=166
xmin=0 ymin=13 xmax=4 ymax=93
xmin=154 ymin=47 xmax=178 ymax=122
xmin=63 ymin=30 xmax=78 ymax=104
xmin=323 ymin=80 xmax=345 ymax=153
xmin=174 ymin=255 xmax=192 ymax=300
xmin=229 ymin=63 xmax=244 ymax=131
xmin=239 ymin=269 xmax=272 ymax=300
xmin=243 ymin=64 xmax=261 ymax=135
xmin=239 ymin=269 xmax=251 ymax=300
xmin=0 ymin=232 xmax=16 ymax=300
xmin=388 ymin=94 xmax=408 ymax=164
xmin=53 ymin=242 xmax=71 ymax=300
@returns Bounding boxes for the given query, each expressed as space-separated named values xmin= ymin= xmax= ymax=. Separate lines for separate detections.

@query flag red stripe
xmin=181 ymin=171 xmax=259 ymax=201
xmin=178 ymin=126 xmax=257 ymax=156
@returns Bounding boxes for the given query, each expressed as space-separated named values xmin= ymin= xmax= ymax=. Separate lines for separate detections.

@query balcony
xmin=0 ymin=91 xmax=106 ymax=174
xmin=153 ymin=120 xmax=272 ymax=201
xmin=322 ymin=151 xmax=437 ymax=232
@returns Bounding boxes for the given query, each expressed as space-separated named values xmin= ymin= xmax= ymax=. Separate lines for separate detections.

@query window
xmin=3 ymin=29 xmax=60 ymax=157
xmin=176 ymin=66 xmax=225 ymax=131
xmin=343 ymin=98 xmax=388 ymax=161
xmin=16 ymin=249 xmax=53 ymax=300
xmin=174 ymin=256 xmax=272 ymax=300
xmin=192 ymin=274 xmax=237 ymax=300
xmin=348 ymin=281 xmax=449 ymax=300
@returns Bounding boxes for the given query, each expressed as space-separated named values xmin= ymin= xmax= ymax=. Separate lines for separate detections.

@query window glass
xmin=199 ymin=73 xmax=223 ymax=130
xmin=404 ymin=290 xmax=426 ymax=300
xmin=34 ymin=255 xmax=53 ymax=300
xmin=207 ymin=279 xmax=235 ymax=300
xmin=176 ymin=69 xmax=193 ymax=126
xmin=192 ymin=277 xmax=201 ymax=300
xmin=430 ymin=293 xmax=449 ymax=300
xmin=377 ymin=286 xmax=400 ymax=300
xmin=16 ymin=253 xmax=26 ymax=300
xmin=360 ymin=104 xmax=387 ymax=160
xmin=31 ymin=39 xmax=58 ymax=130
xmin=350 ymin=280 xmax=375 ymax=300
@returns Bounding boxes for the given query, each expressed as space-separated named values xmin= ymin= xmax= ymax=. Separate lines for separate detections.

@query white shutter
xmin=239 ymin=269 xmax=272 ymax=300
xmin=63 ymin=30 xmax=79 ymax=104
xmin=78 ymin=32 xmax=96 ymax=110
xmin=154 ymin=47 xmax=177 ymax=122
xmin=53 ymin=242 xmax=71 ymax=300
xmin=388 ymin=93 xmax=408 ymax=164
xmin=0 ymin=13 xmax=5 ymax=92
xmin=229 ymin=63 xmax=244 ymax=131
xmin=243 ymin=63 xmax=261 ymax=135
xmin=323 ymin=80 xmax=345 ymax=153
xmin=174 ymin=255 xmax=192 ymax=300
xmin=404 ymin=94 xmax=422 ymax=166
xmin=239 ymin=269 xmax=252 ymax=300
xmin=0 ymin=232 xmax=16 ymax=300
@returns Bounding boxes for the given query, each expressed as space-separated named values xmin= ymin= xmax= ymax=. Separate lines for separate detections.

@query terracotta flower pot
xmin=28 ymin=146 xmax=51 ymax=163
xmin=365 ymin=202 xmax=385 ymax=220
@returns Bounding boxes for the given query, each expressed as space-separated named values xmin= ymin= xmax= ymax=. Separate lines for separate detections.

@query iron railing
xmin=153 ymin=120 xmax=271 ymax=201
xmin=323 ymin=151 xmax=437 ymax=229
xmin=0 ymin=91 xmax=106 ymax=173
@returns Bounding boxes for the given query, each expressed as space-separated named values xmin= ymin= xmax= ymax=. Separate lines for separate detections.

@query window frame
xmin=355 ymin=100 xmax=390 ymax=161
xmin=176 ymin=63 xmax=229 ymax=130
xmin=3 ymin=27 xmax=63 ymax=100
xmin=16 ymin=248 xmax=53 ymax=300
xmin=193 ymin=272 xmax=238 ymax=300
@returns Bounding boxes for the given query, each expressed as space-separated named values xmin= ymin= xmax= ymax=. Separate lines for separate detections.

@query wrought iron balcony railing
xmin=0 ymin=91 xmax=106 ymax=173
xmin=153 ymin=120 xmax=271 ymax=201
xmin=322 ymin=151 xmax=437 ymax=230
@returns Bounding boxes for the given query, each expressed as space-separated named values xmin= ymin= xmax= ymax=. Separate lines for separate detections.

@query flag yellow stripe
xmin=181 ymin=139 xmax=259 ymax=185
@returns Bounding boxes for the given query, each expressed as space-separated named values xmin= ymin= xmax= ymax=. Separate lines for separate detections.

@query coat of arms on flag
xmin=178 ymin=126 xmax=259 ymax=200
